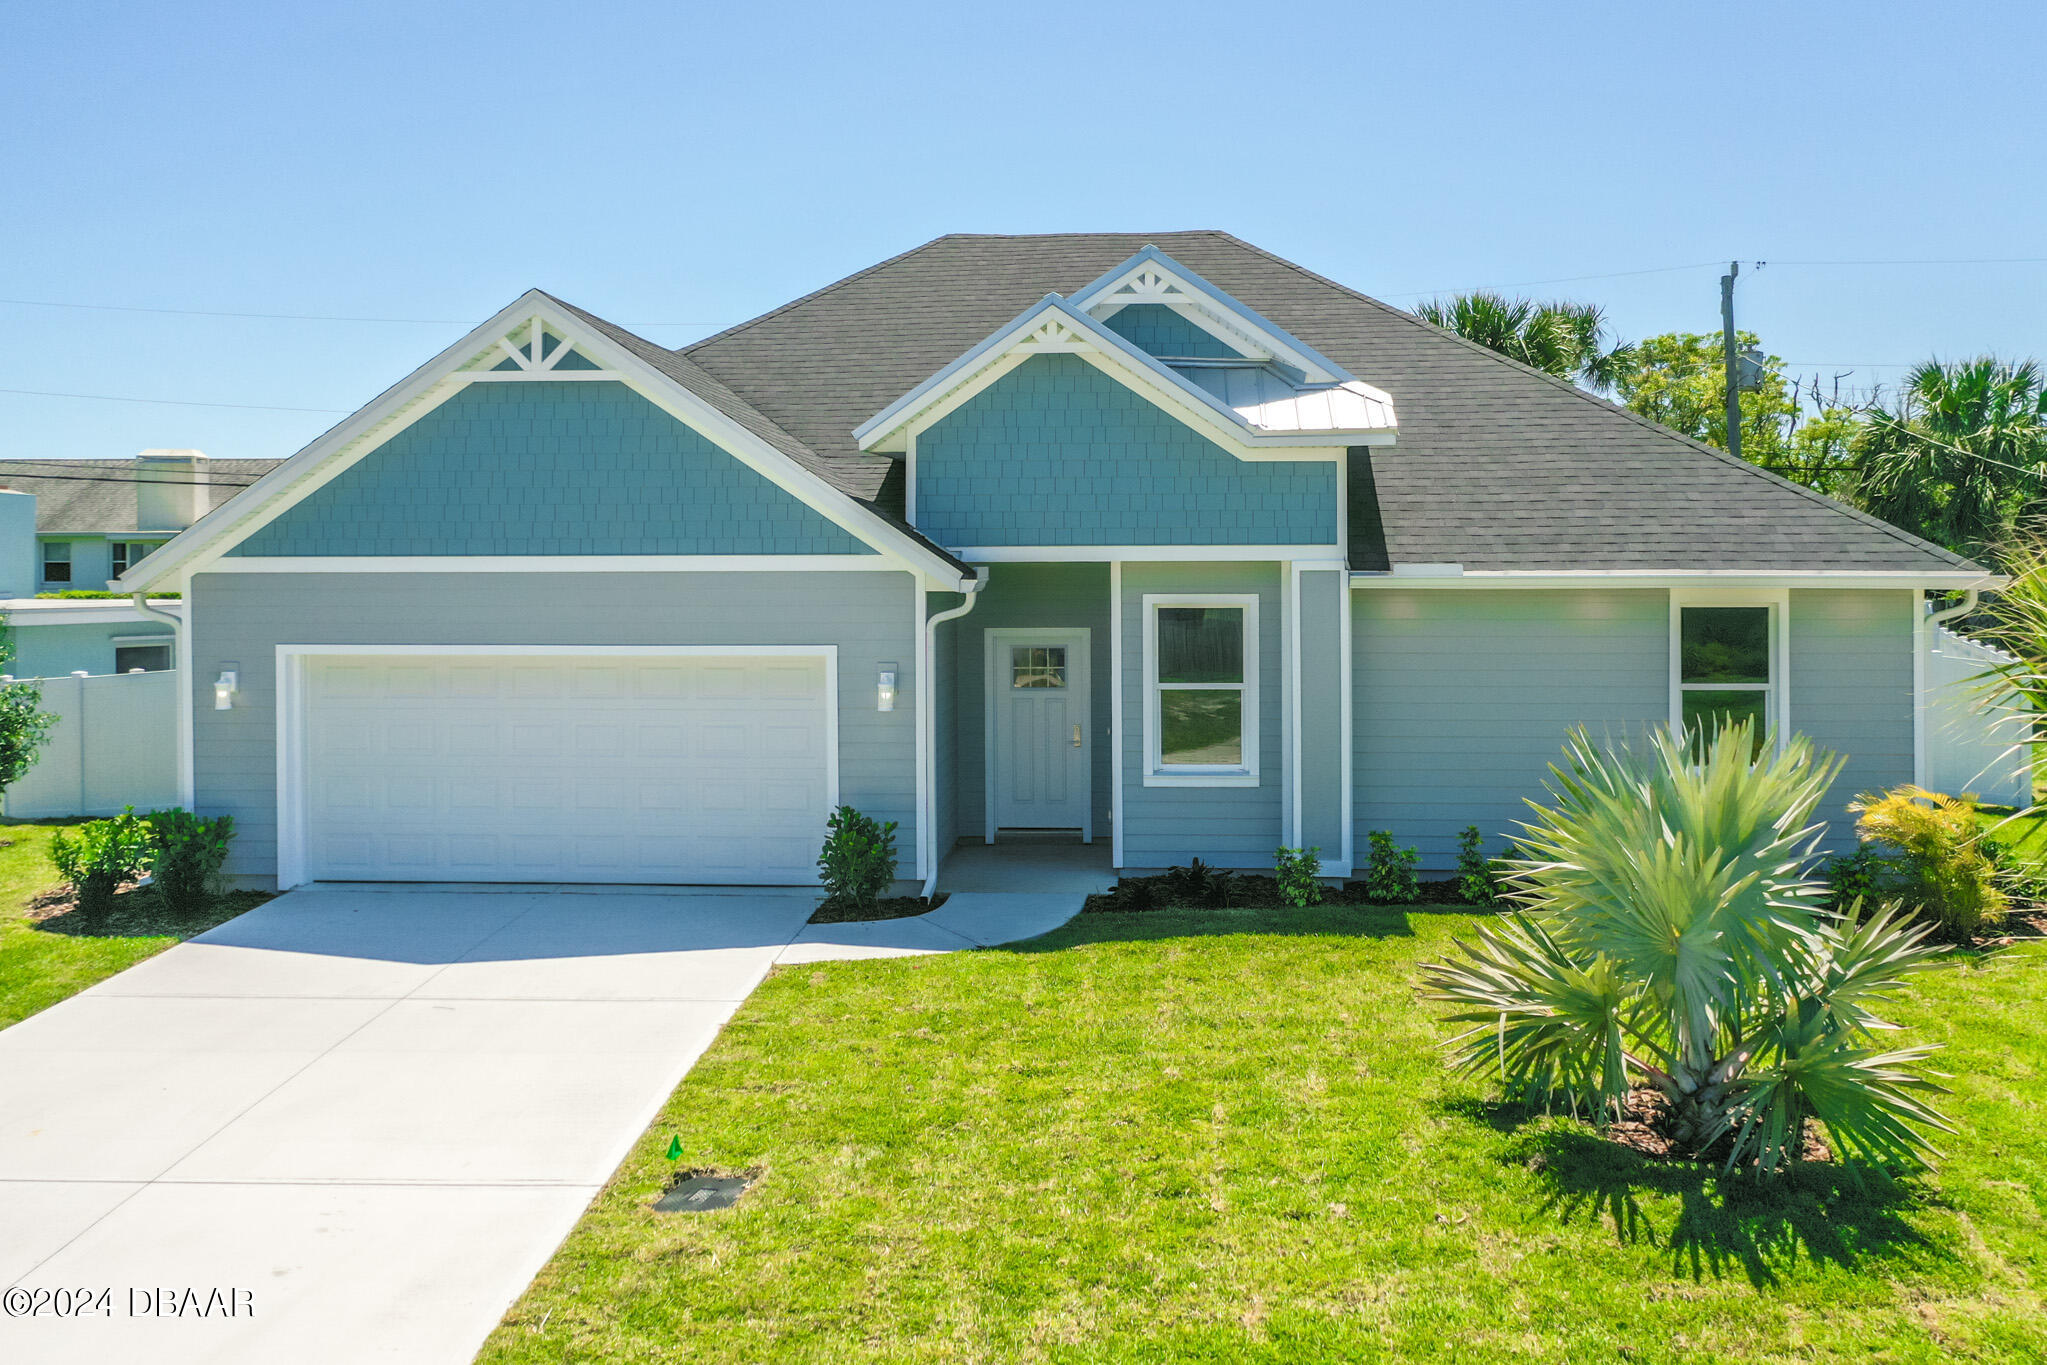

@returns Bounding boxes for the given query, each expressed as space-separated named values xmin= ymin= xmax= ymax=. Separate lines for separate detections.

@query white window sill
xmin=1143 ymin=771 xmax=1259 ymax=789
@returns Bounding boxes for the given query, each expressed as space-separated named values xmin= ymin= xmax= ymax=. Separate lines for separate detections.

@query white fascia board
xmin=856 ymin=296 xmax=1387 ymax=461
xmin=958 ymin=545 xmax=1346 ymax=564
xmin=0 ymin=600 xmax=182 ymax=625
xmin=206 ymin=555 xmax=898 ymax=574
xmin=1349 ymin=568 xmax=2003 ymax=590
xmin=120 ymin=291 xmax=970 ymax=592
xmin=1067 ymin=245 xmax=1353 ymax=386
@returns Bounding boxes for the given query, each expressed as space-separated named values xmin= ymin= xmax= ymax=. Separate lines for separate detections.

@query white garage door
xmin=300 ymin=652 xmax=832 ymax=884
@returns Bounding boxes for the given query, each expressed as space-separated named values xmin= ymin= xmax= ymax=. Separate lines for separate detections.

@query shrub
xmin=1455 ymin=825 xmax=1498 ymax=906
xmin=143 ymin=809 xmax=235 ymax=915
xmin=1273 ymin=846 xmax=1323 ymax=907
xmin=816 ymin=806 xmax=898 ymax=910
xmin=1422 ymin=722 xmax=1953 ymax=1174
xmin=1363 ymin=830 xmax=1420 ymax=904
xmin=1849 ymin=785 xmax=2007 ymax=938
xmin=1165 ymin=858 xmax=1236 ymax=907
xmin=48 ymin=809 xmax=151 ymax=916
xmin=1822 ymin=846 xmax=1884 ymax=915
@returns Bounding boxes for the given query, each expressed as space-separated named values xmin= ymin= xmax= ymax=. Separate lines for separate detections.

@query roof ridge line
xmin=680 ymin=234 xmax=958 ymax=356
xmin=1210 ymin=233 xmax=1979 ymax=572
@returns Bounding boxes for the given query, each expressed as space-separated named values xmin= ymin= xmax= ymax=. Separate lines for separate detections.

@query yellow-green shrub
xmin=1848 ymin=785 xmax=2007 ymax=938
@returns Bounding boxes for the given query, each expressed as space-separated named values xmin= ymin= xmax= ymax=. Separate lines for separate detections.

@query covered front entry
xmin=983 ymin=628 xmax=1092 ymax=839
xmin=282 ymin=647 xmax=836 ymax=885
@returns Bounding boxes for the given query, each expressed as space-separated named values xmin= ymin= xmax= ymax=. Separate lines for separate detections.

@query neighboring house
xmin=0 ymin=451 xmax=278 ymax=678
xmin=117 ymin=233 xmax=1994 ymax=892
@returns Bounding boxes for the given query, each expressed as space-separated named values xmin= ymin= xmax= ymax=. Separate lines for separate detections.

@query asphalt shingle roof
xmin=665 ymin=231 xmax=1976 ymax=575
xmin=0 ymin=458 xmax=283 ymax=534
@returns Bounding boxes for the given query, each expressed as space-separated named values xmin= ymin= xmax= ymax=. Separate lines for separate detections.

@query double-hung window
xmin=1672 ymin=591 xmax=1786 ymax=754
xmin=40 ymin=541 xmax=71 ymax=585
xmin=1143 ymin=595 xmax=1259 ymax=786
xmin=111 ymin=541 xmax=158 ymax=578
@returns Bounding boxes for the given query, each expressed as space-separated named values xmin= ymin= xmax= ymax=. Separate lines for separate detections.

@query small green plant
xmin=48 ymin=808 xmax=151 ymax=915
xmin=1274 ymin=845 xmax=1323 ymax=907
xmin=1455 ymin=825 xmax=1498 ymax=906
xmin=143 ymin=809 xmax=235 ymax=915
xmin=816 ymin=806 xmax=898 ymax=910
xmin=1165 ymin=858 xmax=1237 ymax=907
xmin=1849 ymin=785 xmax=2007 ymax=938
xmin=1823 ymin=846 xmax=1884 ymax=915
xmin=1363 ymin=830 xmax=1420 ymax=904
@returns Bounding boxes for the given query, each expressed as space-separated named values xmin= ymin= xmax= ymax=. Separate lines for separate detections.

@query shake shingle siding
xmin=917 ymin=356 xmax=1336 ymax=547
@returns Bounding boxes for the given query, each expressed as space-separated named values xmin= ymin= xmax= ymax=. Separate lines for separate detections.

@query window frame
xmin=1142 ymin=593 xmax=1260 ymax=787
xmin=110 ymin=540 xmax=162 ymax=578
xmin=112 ymin=635 xmax=175 ymax=673
xmin=40 ymin=540 xmax=72 ymax=585
xmin=1669 ymin=588 xmax=1789 ymax=752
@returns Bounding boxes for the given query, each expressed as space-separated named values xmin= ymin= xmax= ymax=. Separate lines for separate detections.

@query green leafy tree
xmin=1849 ymin=357 xmax=2047 ymax=561
xmin=1414 ymin=292 xmax=1633 ymax=390
xmin=1612 ymin=331 xmax=1801 ymax=471
xmin=0 ymin=616 xmax=56 ymax=798
xmin=1421 ymin=723 xmax=1953 ymax=1173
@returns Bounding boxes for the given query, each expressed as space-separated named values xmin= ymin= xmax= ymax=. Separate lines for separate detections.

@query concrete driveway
xmin=0 ymin=884 xmax=821 ymax=1364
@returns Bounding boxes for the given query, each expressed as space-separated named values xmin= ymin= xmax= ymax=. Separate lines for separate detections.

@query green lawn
xmin=481 ymin=906 xmax=2047 ymax=1364
xmin=0 ymin=820 xmax=265 ymax=1029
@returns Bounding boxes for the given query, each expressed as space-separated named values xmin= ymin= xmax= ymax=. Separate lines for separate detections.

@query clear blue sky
xmin=6 ymin=0 xmax=2042 ymax=465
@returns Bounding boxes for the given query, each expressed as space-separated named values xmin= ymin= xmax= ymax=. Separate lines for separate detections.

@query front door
xmin=987 ymin=630 xmax=1090 ymax=838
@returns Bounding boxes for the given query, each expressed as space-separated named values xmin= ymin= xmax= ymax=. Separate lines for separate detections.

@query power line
xmin=1385 ymin=261 xmax=1725 ymax=299
xmin=0 ymin=471 xmax=257 ymax=489
xmin=0 ymin=297 xmax=724 ymax=328
xmin=1385 ymin=253 xmax=2047 ymax=301
xmin=0 ymin=387 xmax=348 ymax=414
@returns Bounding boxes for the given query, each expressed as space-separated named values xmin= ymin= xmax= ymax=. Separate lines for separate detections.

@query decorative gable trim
xmin=121 ymin=291 xmax=975 ymax=591
xmin=1068 ymin=246 xmax=1352 ymax=384
xmin=855 ymin=296 xmax=1392 ymax=464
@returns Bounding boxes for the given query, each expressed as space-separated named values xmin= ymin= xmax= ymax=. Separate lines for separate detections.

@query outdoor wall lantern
xmin=213 ymin=670 xmax=238 ymax=710
xmin=876 ymin=669 xmax=897 ymax=712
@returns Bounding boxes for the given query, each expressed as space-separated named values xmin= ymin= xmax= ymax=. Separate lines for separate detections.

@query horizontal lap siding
xmin=952 ymin=564 xmax=1113 ymax=844
xmin=1790 ymin=589 xmax=1914 ymax=846
xmin=191 ymin=571 xmax=917 ymax=887
xmin=1120 ymin=562 xmax=1282 ymax=868
xmin=1353 ymin=589 xmax=1668 ymax=869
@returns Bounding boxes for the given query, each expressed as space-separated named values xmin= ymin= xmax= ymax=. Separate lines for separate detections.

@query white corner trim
xmin=1109 ymin=561 xmax=1124 ymax=869
xmin=1911 ymin=590 xmax=1928 ymax=787
xmin=272 ymin=643 xmax=841 ymax=891
xmin=1283 ymin=562 xmax=1300 ymax=847
xmin=120 ymin=291 xmax=967 ymax=592
xmin=956 ymin=545 xmax=1345 ymax=565
xmin=1337 ymin=566 xmax=1354 ymax=870
xmin=1140 ymin=592 xmax=1260 ymax=787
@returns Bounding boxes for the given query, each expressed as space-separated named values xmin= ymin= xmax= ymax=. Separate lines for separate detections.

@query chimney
xmin=0 ymin=488 xmax=37 ymax=599
xmin=135 ymin=449 xmax=209 ymax=532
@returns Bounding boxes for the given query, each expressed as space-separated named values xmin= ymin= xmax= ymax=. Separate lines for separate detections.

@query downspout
xmin=921 ymin=571 xmax=984 ymax=899
xmin=1929 ymin=588 xmax=1979 ymax=630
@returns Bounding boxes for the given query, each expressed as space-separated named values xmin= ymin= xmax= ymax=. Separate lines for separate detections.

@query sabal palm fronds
xmin=1421 ymin=723 xmax=1952 ymax=1173
xmin=1413 ymin=291 xmax=1634 ymax=392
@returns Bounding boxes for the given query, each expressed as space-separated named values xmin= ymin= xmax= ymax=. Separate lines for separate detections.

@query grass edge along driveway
xmin=482 ymin=904 xmax=2047 ymax=1365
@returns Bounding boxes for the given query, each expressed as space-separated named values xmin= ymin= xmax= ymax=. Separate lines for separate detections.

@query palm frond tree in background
xmin=1851 ymin=357 xmax=2047 ymax=563
xmin=1413 ymin=291 xmax=1634 ymax=392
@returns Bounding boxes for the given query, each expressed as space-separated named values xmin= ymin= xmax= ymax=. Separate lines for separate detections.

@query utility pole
xmin=1720 ymin=261 xmax=1742 ymax=463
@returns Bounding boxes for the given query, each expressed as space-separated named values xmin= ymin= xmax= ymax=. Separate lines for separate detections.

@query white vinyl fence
xmin=1926 ymin=625 xmax=2032 ymax=808
xmin=3 ymin=670 xmax=180 ymax=818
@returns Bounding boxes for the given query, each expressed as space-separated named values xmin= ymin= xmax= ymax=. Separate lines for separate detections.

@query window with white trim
xmin=1144 ymin=595 xmax=1258 ymax=785
xmin=111 ymin=541 xmax=161 ymax=578
xmin=1673 ymin=594 xmax=1784 ymax=754
xmin=40 ymin=541 xmax=71 ymax=585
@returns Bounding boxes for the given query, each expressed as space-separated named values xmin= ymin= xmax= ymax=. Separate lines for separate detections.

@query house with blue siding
xmin=119 ymin=233 xmax=1993 ymax=891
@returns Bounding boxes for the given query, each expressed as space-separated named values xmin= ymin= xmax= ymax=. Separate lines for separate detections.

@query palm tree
xmin=1851 ymin=357 xmax=2047 ymax=561
xmin=1413 ymin=291 xmax=1634 ymax=391
xmin=1421 ymin=723 xmax=1952 ymax=1173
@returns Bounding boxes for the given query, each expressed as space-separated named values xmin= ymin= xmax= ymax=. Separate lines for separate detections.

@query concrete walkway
xmin=0 ymin=884 xmax=1079 ymax=1364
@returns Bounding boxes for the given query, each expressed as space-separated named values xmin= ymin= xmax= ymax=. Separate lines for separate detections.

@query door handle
xmin=1072 ymin=724 xmax=1082 ymax=748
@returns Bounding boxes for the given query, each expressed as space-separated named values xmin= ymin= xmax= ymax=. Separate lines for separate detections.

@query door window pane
xmin=1157 ymin=607 xmax=1244 ymax=683
xmin=1681 ymin=607 xmax=1770 ymax=683
xmin=1160 ymin=690 xmax=1243 ymax=766
xmin=1011 ymin=645 xmax=1066 ymax=688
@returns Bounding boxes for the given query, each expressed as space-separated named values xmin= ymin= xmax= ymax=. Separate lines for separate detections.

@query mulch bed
xmin=807 ymin=892 xmax=951 ymax=925
xmin=1082 ymin=873 xmax=1494 ymax=915
xmin=1591 ymin=1087 xmax=1833 ymax=1165
xmin=27 ymin=882 xmax=276 ymax=938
